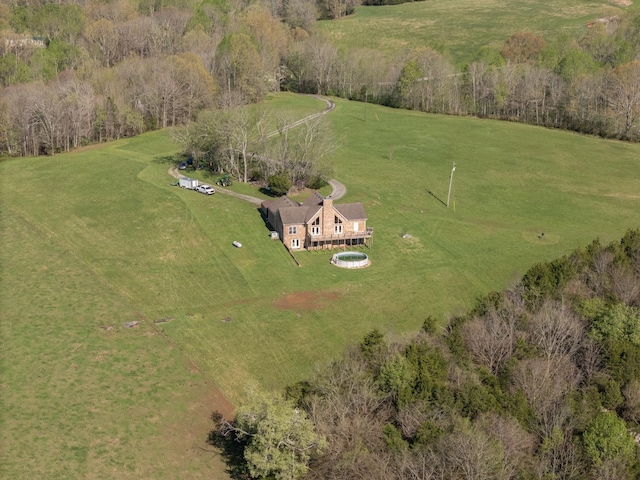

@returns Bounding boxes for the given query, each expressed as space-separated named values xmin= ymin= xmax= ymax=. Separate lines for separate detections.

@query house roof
xmin=262 ymin=196 xmax=299 ymax=216
xmin=334 ymin=202 xmax=367 ymax=221
xmin=301 ymin=191 xmax=324 ymax=207
xmin=304 ymin=204 xmax=323 ymax=223
xmin=264 ymin=191 xmax=367 ymax=225
xmin=279 ymin=206 xmax=311 ymax=225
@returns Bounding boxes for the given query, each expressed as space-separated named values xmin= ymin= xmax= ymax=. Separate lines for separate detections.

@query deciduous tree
xmin=222 ymin=385 xmax=326 ymax=480
xmin=583 ymin=411 xmax=635 ymax=465
xmin=606 ymin=61 xmax=640 ymax=140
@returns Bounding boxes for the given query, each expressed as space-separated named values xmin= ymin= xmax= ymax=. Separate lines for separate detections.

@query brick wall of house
xmin=282 ymin=223 xmax=306 ymax=250
xmin=342 ymin=219 xmax=365 ymax=234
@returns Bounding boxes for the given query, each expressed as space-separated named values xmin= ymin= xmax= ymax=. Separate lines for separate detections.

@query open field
xmin=0 ymin=92 xmax=324 ymax=479
xmin=1 ymin=92 xmax=639 ymax=477
xmin=318 ymin=0 xmax=635 ymax=64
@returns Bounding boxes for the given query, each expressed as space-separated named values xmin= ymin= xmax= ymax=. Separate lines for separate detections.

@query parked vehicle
xmin=196 ymin=184 xmax=215 ymax=195
xmin=178 ymin=177 xmax=199 ymax=189
xmin=178 ymin=162 xmax=187 ymax=170
xmin=217 ymin=174 xmax=232 ymax=187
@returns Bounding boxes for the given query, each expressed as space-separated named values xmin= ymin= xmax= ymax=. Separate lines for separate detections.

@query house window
xmin=288 ymin=226 xmax=297 ymax=235
xmin=312 ymin=217 xmax=320 ymax=225
xmin=354 ymin=222 xmax=359 ymax=232
xmin=311 ymin=226 xmax=320 ymax=235
xmin=291 ymin=238 xmax=300 ymax=249
xmin=334 ymin=224 xmax=343 ymax=234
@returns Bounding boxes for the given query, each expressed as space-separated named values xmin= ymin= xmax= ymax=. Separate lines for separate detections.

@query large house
xmin=261 ymin=192 xmax=373 ymax=251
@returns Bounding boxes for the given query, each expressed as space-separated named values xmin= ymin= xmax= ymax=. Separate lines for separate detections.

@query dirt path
xmin=169 ymin=166 xmax=347 ymax=203
xmin=327 ymin=179 xmax=346 ymax=199
xmin=168 ymin=95 xmax=346 ymax=203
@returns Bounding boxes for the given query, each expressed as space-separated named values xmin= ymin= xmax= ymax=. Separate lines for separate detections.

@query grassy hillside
xmin=1 ymin=92 xmax=639 ymax=477
xmin=318 ymin=0 xmax=633 ymax=64
xmin=0 ymin=92 xmax=324 ymax=480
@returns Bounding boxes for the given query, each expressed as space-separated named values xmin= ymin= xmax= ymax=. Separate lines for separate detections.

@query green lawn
xmin=318 ymin=0 xmax=634 ymax=64
xmin=1 ymin=93 xmax=639 ymax=477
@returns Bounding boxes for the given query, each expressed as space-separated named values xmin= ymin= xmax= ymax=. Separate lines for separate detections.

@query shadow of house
xmin=261 ymin=191 xmax=373 ymax=251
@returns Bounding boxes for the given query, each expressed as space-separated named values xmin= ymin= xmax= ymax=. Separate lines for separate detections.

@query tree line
xmin=2 ymin=2 xmax=640 ymax=158
xmin=211 ymin=228 xmax=640 ymax=479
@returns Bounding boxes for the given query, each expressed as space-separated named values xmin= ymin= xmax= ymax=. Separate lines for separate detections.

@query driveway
xmin=168 ymin=95 xmax=345 ymax=204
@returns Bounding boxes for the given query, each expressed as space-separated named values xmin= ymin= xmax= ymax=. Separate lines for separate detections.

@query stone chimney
xmin=322 ymin=197 xmax=334 ymax=234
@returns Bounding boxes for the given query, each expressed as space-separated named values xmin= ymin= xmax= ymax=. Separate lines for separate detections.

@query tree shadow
xmin=207 ymin=411 xmax=251 ymax=480
xmin=152 ymin=153 xmax=182 ymax=165
xmin=259 ymin=186 xmax=281 ymax=197
xmin=427 ymin=189 xmax=447 ymax=207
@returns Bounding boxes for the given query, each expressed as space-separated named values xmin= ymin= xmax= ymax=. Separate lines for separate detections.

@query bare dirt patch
xmin=273 ymin=290 xmax=339 ymax=311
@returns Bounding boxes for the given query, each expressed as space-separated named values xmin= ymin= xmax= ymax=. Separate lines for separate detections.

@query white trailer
xmin=179 ymin=177 xmax=199 ymax=189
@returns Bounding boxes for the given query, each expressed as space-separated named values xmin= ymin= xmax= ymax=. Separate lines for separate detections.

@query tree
xmin=396 ymin=60 xmax=421 ymax=109
xmin=263 ymin=114 xmax=335 ymax=186
xmin=610 ymin=264 xmax=640 ymax=305
xmin=229 ymin=106 xmax=269 ymax=182
xmin=317 ymin=0 xmax=360 ymax=19
xmin=31 ymin=4 xmax=85 ymax=44
xmin=586 ymin=300 xmax=640 ymax=345
xmin=83 ymin=19 xmax=119 ymax=67
xmin=56 ymin=74 xmax=95 ymax=150
xmin=219 ymin=385 xmax=326 ymax=480
xmin=215 ymin=33 xmax=264 ymax=102
xmin=501 ymin=32 xmax=547 ymax=64
xmin=558 ymin=48 xmax=597 ymax=82
xmin=622 ymin=380 xmax=640 ymax=422
xmin=435 ymin=425 xmax=505 ymax=479
xmin=528 ymin=299 xmax=585 ymax=362
xmin=510 ymin=356 xmax=580 ymax=437
xmin=413 ymin=48 xmax=455 ymax=113
xmin=283 ymin=0 xmax=318 ymax=30
xmin=268 ymin=172 xmax=291 ymax=196
xmin=606 ymin=61 xmax=640 ymax=140
xmin=463 ymin=307 xmax=517 ymax=375
xmin=243 ymin=4 xmax=288 ymax=90
xmin=304 ymin=34 xmax=337 ymax=95
xmin=583 ymin=411 xmax=635 ymax=465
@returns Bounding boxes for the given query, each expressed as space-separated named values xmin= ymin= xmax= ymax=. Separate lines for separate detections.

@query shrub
xmin=267 ymin=172 xmax=291 ymax=196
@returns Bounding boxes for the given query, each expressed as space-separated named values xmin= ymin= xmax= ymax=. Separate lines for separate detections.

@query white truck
xmin=178 ymin=177 xmax=199 ymax=190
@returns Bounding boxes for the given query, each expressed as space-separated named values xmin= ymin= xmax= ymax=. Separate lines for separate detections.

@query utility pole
xmin=447 ymin=162 xmax=456 ymax=208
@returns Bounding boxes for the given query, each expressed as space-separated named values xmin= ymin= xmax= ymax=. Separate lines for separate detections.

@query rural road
xmin=167 ymin=95 xmax=347 ymax=203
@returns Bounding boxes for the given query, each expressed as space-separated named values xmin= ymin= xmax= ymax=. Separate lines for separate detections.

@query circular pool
xmin=331 ymin=251 xmax=370 ymax=269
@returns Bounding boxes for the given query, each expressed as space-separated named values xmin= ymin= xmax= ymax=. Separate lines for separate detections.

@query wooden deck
xmin=306 ymin=227 xmax=373 ymax=250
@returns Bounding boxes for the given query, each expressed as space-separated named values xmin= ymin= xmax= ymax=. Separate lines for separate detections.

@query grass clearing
xmin=318 ymin=0 xmax=633 ymax=64
xmin=1 ymin=93 xmax=639 ymax=477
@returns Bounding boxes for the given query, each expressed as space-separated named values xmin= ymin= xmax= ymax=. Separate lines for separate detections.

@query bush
xmin=267 ymin=172 xmax=291 ymax=196
xmin=305 ymin=176 xmax=328 ymax=190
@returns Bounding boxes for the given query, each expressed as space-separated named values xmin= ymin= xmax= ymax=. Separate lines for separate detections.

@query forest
xmin=211 ymin=229 xmax=640 ymax=480
xmin=2 ymin=0 xmax=640 ymax=159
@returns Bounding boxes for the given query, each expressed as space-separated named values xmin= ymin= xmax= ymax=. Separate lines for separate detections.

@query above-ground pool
xmin=331 ymin=251 xmax=370 ymax=269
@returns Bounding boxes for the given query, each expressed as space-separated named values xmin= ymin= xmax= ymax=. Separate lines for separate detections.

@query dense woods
xmin=212 ymin=229 xmax=640 ymax=479
xmin=3 ymin=1 xmax=640 ymax=159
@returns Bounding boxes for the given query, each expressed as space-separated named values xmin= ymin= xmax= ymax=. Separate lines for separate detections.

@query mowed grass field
xmin=0 ymin=93 xmax=325 ymax=480
xmin=1 ymin=92 xmax=639 ymax=477
xmin=318 ymin=0 xmax=634 ymax=64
